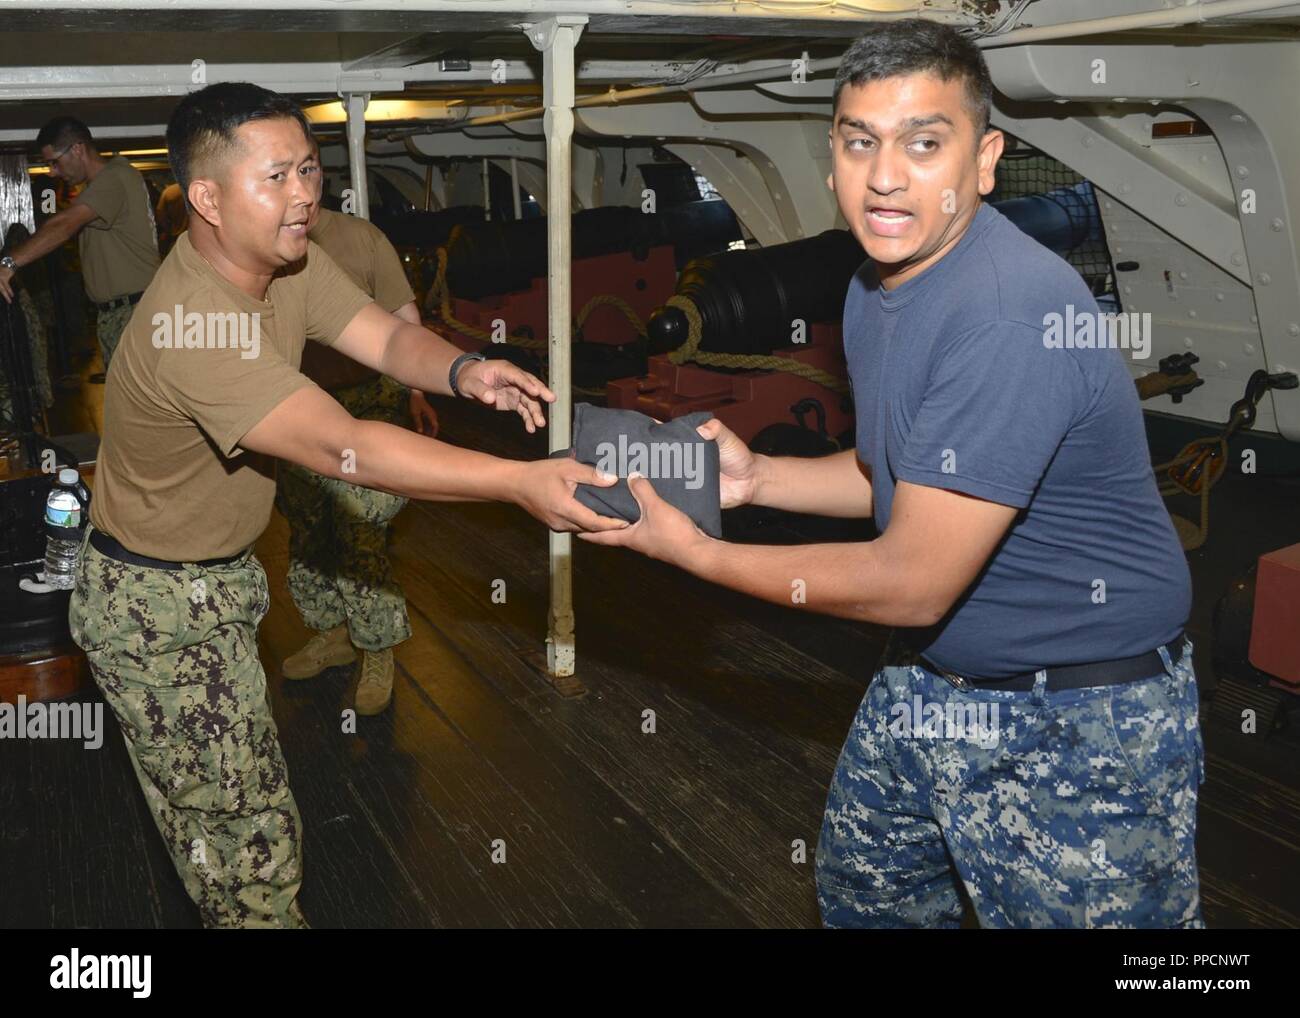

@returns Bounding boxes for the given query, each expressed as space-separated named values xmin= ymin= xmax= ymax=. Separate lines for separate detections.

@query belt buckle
xmin=940 ymin=669 xmax=970 ymax=690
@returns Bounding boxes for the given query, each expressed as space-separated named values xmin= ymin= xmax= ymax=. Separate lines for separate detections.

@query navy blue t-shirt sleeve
xmin=895 ymin=320 xmax=1091 ymax=508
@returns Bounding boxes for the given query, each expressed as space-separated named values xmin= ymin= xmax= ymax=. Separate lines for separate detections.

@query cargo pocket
xmin=1085 ymin=860 xmax=1202 ymax=929
xmin=71 ymin=550 xmax=191 ymax=660
xmin=1101 ymin=673 xmax=1193 ymax=821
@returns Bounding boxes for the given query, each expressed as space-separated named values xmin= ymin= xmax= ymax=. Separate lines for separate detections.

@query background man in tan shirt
xmin=67 ymin=82 xmax=623 ymax=929
xmin=276 ymin=161 xmax=441 ymax=715
xmin=155 ymin=180 xmax=188 ymax=257
xmin=0 ymin=116 xmax=161 ymax=380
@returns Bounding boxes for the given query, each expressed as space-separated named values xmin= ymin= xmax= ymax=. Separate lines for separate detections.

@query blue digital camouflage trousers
xmin=816 ymin=633 xmax=1205 ymax=928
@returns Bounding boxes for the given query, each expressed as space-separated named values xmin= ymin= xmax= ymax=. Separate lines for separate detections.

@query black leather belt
xmin=89 ymin=527 xmax=247 ymax=571
xmin=94 ymin=291 xmax=143 ymax=312
xmin=922 ymin=634 xmax=1186 ymax=692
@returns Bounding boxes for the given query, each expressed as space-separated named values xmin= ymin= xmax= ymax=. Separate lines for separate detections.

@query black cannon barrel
xmin=646 ymin=186 xmax=1109 ymax=357
xmin=371 ymin=205 xmax=487 ymax=250
xmin=647 ymin=229 xmax=866 ymax=356
xmin=445 ymin=207 xmax=671 ymax=299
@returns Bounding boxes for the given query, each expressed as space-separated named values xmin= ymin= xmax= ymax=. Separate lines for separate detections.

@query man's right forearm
xmin=334 ymin=416 xmax=525 ymax=504
xmin=753 ymin=447 xmax=873 ymax=518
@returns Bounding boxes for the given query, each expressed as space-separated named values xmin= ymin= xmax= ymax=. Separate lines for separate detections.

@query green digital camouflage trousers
xmin=96 ymin=300 xmax=134 ymax=372
xmin=276 ymin=374 xmax=413 ymax=652
xmin=68 ymin=528 xmax=308 ymax=928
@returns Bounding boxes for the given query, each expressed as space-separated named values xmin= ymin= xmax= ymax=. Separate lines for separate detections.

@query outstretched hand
xmin=456 ymin=358 xmax=555 ymax=434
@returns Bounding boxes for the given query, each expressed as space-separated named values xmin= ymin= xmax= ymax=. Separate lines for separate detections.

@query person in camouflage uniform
xmin=64 ymin=84 xmax=608 ymax=931
xmin=69 ymin=528 xmax=306 ymax=927
xmin=275 ymin=163 xmax=439 ymax=716
xmin=279 ymin=378 xmax=412 ymax=661
xmin=277 ymin=372 xmax=426 ymax=713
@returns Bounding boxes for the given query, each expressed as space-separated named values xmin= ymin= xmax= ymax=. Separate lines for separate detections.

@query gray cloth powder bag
xmin=554 ymin=403 xmax=722 ymax=537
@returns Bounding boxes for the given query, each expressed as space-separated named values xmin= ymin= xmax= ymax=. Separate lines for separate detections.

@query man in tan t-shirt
xmin=0 ymin=116 xmax=161 ymax=380
xmin=67 ymin=82 xmax=623 ymax=929
xmin=155 ymin=180 xmax=188 ymax=257
xmin=277 ymin=184 xmax=441 ymax=715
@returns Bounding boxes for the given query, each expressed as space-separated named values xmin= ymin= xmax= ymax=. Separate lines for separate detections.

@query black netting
xmin=990 ymin=138 xmax=1117 ymax=302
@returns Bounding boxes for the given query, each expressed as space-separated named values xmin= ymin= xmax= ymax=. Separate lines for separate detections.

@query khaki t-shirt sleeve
xmin=367 ymin=226 xmax=417 ymax=314
xmin=76 ymin=162 xmax=126 ymax=226
xmin=155 ymin=289 xmax=317 ymax=458
xmin=305 ymin=239 xmax=375 ymax=347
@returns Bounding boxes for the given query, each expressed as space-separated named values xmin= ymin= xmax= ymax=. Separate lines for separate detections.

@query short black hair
xmin=166 ymin=82 xmax=312 ymax=213
xmin=35 ymin=116 xmax=94 ymax=154
xmin=832 ymin=19 xmax=994 ymax=136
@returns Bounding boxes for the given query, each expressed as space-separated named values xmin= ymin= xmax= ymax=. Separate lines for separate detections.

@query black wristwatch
xmin=448 ymin=351 xmax=486 ymax=398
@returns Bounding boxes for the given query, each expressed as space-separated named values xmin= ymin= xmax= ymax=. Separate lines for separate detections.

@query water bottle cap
xmin=58 ymin=467 xmax=80 ymax=485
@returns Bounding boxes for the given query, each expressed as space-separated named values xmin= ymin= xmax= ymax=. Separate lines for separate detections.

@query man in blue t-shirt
xmin=581 ymin=19 xmax=1204 ymax=928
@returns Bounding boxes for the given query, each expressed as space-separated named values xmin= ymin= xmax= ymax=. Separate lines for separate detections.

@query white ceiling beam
xmin=0 ymin=56 xmax=807 ymax=103
xmin=0 ymin=124 xmax=168 ymax=143
xmin=0 ymin=62 xmax=422 ymax=102
xmin=0 ymin=0 xmax=962 ymax=33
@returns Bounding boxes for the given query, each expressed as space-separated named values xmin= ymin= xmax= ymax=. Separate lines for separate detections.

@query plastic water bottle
xmin=43 ymin=467 xmax=90 ymax=591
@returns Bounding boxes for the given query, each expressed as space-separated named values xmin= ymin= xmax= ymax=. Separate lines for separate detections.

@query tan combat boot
xmin=282 ymin=624 xmax=356 ymax=680
xmin=355 ymin=647 xmax=394 ymax=715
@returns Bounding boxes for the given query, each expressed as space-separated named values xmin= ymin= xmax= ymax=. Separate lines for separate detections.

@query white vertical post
xmin=510 ymin=156 xmax=522 ymax=220
xmin=527 ymin=14 xmax=586 ymax=680
xmin=344 ymin=92 xmax=370 ymax=220
xmin=481 ymin=156 xmax=491 ymax=220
